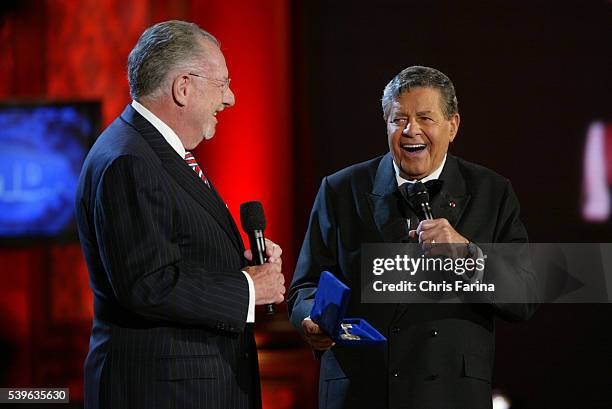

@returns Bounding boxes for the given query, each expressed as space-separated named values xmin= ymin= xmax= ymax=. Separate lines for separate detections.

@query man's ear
xmin=172 ymin=74 xmax=189 ymax=107
xmin=448 ymin=113 xmax=460 ymax=142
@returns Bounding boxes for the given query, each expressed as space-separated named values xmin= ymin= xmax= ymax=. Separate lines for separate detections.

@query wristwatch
xmin=465 ymin=241 xmax=478 ymax=258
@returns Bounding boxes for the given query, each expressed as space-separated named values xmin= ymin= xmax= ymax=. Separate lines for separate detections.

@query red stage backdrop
xmin=0 ymin=1 xmax=306 ymax=407
xmin=191 ymin=1 xmax=294 ymax=269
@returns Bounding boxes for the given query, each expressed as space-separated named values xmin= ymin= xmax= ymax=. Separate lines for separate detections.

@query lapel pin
xmin=449 ymin=200 xmax=457 ymax=208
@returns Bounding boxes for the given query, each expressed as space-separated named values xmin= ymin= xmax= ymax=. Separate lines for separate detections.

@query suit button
xmin=391 ymin=327 xmax=400 ymax=334
xmin=430 ymin=329 xmax=438 ymax=337
xmin=424 ymin=374 xmax=439 ymax=381
xmin=392 ymin=369 xmax=399 ymax=377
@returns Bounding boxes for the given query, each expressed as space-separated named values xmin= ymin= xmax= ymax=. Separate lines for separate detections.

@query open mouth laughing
xmin=401 ymin=143 xmax=427 ymax=156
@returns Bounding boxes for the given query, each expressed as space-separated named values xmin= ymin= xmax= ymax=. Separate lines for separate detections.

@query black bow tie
xmin=399 ymin=179 xmax=444 ymax=201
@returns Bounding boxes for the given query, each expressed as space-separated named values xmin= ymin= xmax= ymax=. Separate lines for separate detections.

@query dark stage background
xmin=1 ymin=0 xmax=611 ymax=408
xmin=292 ymin=1 xmax=612 ymax=408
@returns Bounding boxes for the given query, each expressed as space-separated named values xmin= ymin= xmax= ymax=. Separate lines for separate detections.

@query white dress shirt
xmin=393 ymin=154 xmax=447 ymax=186
xmin=131 ymin=100 xmax=256 ymax=322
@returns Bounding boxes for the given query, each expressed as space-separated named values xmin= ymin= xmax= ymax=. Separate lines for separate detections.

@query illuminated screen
xmin=0 ymin=102 xmax=100 ymax=239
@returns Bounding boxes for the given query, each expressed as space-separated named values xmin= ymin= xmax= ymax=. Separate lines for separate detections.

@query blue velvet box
xmin=310 ymin=271 xmax=387 ymax=346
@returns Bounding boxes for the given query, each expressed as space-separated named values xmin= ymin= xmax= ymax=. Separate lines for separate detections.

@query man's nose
xmin=402 ymin=120 xmax=420 ymax=137
xmin=224 ymin=86 xmax=235 ymax=107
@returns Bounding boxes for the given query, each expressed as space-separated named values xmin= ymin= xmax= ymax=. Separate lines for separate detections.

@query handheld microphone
xmin=411 ymin=182 xmax=434 ymax=220
xmin=401 ymin=181 xmax=434 ymax=220
xmin=240 ymin=201 xmax=275 ymax=314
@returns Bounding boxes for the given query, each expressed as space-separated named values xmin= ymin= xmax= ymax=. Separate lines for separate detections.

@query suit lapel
xmin=206 ymin=179 xmax=246 ymax=255
xmin=120 ymin=105 xmax=243 ymax=254
xmin=431 ymin=155 xmax=471 ymax=229
xmin=366 ymin=154 xmax=413 ymax=330
xmin=367 ymin=154 xmax=411 ymax=243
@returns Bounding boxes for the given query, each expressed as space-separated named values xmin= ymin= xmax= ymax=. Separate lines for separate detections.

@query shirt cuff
xmin=242 ymin=271 xmax=256 ymax=323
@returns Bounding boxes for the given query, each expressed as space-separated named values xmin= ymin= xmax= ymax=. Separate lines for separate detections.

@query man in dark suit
xmin=76 ymin=21 xmax=285 ymax=409
xmin=288 ymin=66 xmax=538 ymax=409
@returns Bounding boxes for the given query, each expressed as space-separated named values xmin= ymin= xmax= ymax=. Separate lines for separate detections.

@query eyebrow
xmin=391 ymin=110 xmax=435 ymax=117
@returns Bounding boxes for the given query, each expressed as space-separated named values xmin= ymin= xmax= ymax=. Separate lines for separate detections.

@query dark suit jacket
xmin=288 ymin=153 xmax=537 ymax=409
xmin=76 ymin=105 xmax=260 ymax=409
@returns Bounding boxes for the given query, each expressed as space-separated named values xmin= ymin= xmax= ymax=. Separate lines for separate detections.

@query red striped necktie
xmin=184 ymin=151 xmax=210 ymax=188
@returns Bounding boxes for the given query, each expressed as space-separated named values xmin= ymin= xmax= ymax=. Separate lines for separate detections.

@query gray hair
xmin=381 ymin=66 xmax=458 ymax=120
xmin=127 ymin=20 xmax=219 ymax=100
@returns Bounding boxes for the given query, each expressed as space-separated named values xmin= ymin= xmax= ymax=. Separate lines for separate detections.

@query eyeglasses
xmin=188 ymin=73 xmax=231 ymax=92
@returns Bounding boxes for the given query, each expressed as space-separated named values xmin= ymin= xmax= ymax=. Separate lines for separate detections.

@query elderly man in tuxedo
xmin=76 ymin=20 xmax=285 ymax=409
xmin=288 ymin=66 xmax=537 ymax=409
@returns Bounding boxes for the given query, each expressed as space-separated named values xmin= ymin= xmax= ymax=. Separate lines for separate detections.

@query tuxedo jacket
xmin=76 ymin=105 xmax=260 ymax=409
xmin=288 ymin=153 xmax=538 ymax=409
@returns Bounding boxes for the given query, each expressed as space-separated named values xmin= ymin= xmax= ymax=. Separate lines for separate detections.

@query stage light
xmin=492 ymin=391 xmax=511 ymax=409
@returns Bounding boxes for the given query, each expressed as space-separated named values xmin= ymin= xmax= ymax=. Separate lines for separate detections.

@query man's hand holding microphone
xmin=243 ymin=238 xmax=285 ymax=306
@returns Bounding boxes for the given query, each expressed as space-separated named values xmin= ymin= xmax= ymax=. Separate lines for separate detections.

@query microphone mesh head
xmin=410 ymin=182 xmax=430 ymax=204
xmin=400 ymin=181 xmax=430 ymax=204
xmin=240 ymin=201 xmax=266 ymax=231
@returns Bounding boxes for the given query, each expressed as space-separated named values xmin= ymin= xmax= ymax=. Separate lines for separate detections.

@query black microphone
xmin=401 ymin=181 xmax=434 ymax=220
xmin=411 ymin=182 xmax=434 ymax=220
xmin=240 ymin=201 xmax=275 ymax=315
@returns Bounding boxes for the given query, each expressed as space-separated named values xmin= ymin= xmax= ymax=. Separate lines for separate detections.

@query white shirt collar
xmin=393 ymin=154 xmax=447 ymax=187
xmin=131 ymin=100 xmax=186 ymax=158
